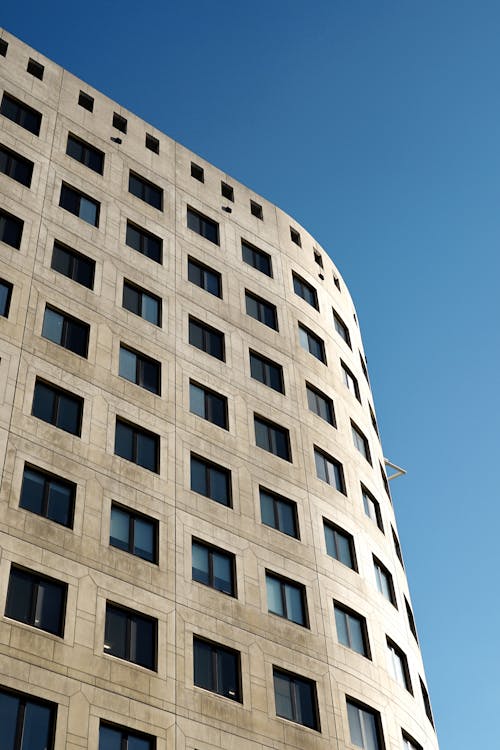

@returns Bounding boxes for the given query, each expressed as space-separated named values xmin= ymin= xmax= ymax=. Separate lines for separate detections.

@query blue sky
xmin=3 ymin=2 xmax=498 ymax=747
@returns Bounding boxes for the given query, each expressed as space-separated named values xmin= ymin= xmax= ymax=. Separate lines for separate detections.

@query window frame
xmin=292 ymin=272 xmax=318 ymax=309
xmin=361 ymin=485 xmax=383 ymax=532
xmin=66 ymin=133 xmax=104 ymax=174
xmin=51 ymin=240 xmax=95 ymax=289
xmin=0 ymin=92 xmax=42 ymax=135
xmin=104 ymin=602 xmax=157 ymax=671
xmin=0 ymin=143 xmax=34 ymax=187
xmin=254 ymin=415 xmax=291 ymax=461
xmin=188 ymin=316 xmax=225 ymax=361
xmin=323 ymin=519 xmax=357 ymax=570
xmin=99 ymin=721 xmax=156 ymax=750
xmin=32 ymin=378 xmax=83 ymax=436
xmin=0 ymin=207 xmax=24 ymax=249
xmin=266 ymin=571 xmax=308 ymax=627
xmin=250 ymin=200 xmax=263 ymax=219
xmin=190 ymin=453 xmax=231 ymax=507
xmin=5 ymin=564 xmax=67 ymax=637
xmin=192 ymin=538 xmax=236 ymax=597
xmin=114 ymin=418 xmax=160 ymax=474
xmin=419 ymin=677 xmax=435 ymax=727
xmin=112 ymin=112 xmax=127 ymax=133
xmin=187 ymin=206 xmax=219 ymax=245
xmin=290 ymin=227 xmax=301 ymax=246
xmin=346 ymin=697 xmax=385 ymax=750
xmin=341 ymin=360 xmax=361 ymax=402
xmin=333 ymin=308 xmax=351 ymax=347
xmin=306 ymin=383 xmax=336 ymax=426
xmin=249 ymin=350 xmax=284 ymax=393
xmin=0 ymin=277 xmax=13 ymax=317
xmin=125 ymin=220 xmax=162 ymax=263
xmin=386 ymin=637 xmax=413 ymax=694
xmin=128 ymin=171 xmax=163 ymax=210
xmin=109 ymin=503 xmax=158 ymax=563
xmin=260 ymin=487 xmax=299 ymax=539
xmin=0 ymin=687 xmax=57 ymax=750
xmin=373 ymin=556 xmax=397 ymax=608
xmin=241 ymin=239 xmax=272 ymax=277
xmin=78 ymin=91 xmax=94 ymax=111
xmin=122 ymin=280 xmax=161 ymax=327
xmin=221 ymin=181 xmax=234 ymax=201
xmin=188 ymin=256 xmax=222 ymax=298
xmin=298 ymin=323 xmax=326 ymax=364
xmin=119 ymin=344 xmax=161 ymax=395
xmin=334 ymin=601 xmax=371 ymax=658
xmin=42 ymin=304 xmax=90 ymax=358
xmin=245 ymin=289 xmax=278 ymax=330
xmin=351 ymin=421 xmax=372 ymax=464
xmin=59 ymin=182 xmax=100 ymax=227
xmin=193 ymin=636 xmax=242 ymax=702
xmin=272 ymin=667 xmax=320 ymax=731
xmin=189 ymin=380 xmax=228 ymax=429
xmin=19 ymin=463 xmax=75 ymax=528
xmin=191 ymin=162 xmax=204 ymax=182
xmin=314 ymin=447 xmax=346 ymax=494
xmin=405 ymin=597 xmax=419 ymax=642
xmin=402 ymin=730 xmax=423 ymax=750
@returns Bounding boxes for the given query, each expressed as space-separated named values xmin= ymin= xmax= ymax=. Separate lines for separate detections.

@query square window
xmin=59 ymin=183 xmax=100 ymax=227
xmin=352 ymin=421 xmax=371 ymax=464
xmin=78 ymin=90 xmax=94 ymax=111
xmin=290 ymin=227 xmax=301 ymax=246
xmin=0 ymin=144 xmax=34 ymax=187
xmin=314 ymin=447 xmax=346 ymax=493
xmin=122 ymin=280 xmax=161 ymax=326
xmin=104 ymin=602 xmax=157 ymax=670
xmin=112 ymin=112 xmax=127 ymax=133
xmin=298 ymin=323 xmax=326 ymax=364
xmin=387 ymin=637 xmax=412 ymax=693
xmin=313 ymin=250 xmax=323 ymax=268
xmin=191 ymin=162 xmax=204 ymax=182
xmin=341 ymin=360 xmax=361 ymax=402
xmin=119 ymin=344 xmax=161 ymax=394
xmin=192 ymin=539 xmax=236 ymax=596
xmin=347 ymin=698 xmax=384 ymax=750
xmin=114 ymin=418 xmax=159 ymax=473
xmin=1 ymin=92 xmax=42 ymax=135
xmin=306 ymin=383 xmax=335 ymax=426
xmin=188 ymin=256 xmax=222 ymax=298
xmin=99 ymin=722 xmax=155 ymax=750
xmin=187 ymin=207 xmax=219 ymax=244
xmin=273 ymin=668 xmax=320 ymax=730
xmin=190 ymin=454 xmax=231 ymax=507
xmin=221 ymin=181 xmax=234 ymax=201
xmin=27 ymin=58 xmax=44 ymax=80
xmin=361 ymin=485 xmax=383 ymax=531
xmin=6 ymin=565 xmax=67 ymax=636
xmin=188 ymin=317 xmax=225 ymax=361
xmin=51 ymin=241 xmax=95 ymax=289
xmin=373 ymin=556 xmax=397 ymax=607
xmin=32 ymin=379 xmax=83 ymax=436
xmin=193 ymin=636 xmax=242 ymax=701
xmin=250 ymin=200 xmax=263 ymax=219
xmin=293 ymin=273 xmax=318 ymax=309
xmin=19 ymin=464 xmax=75 ymax=528
xmin=266 ymin=572 xmax=307 ymax=626
xmin=110 ymin=504 xmax=158 ymax=563
xmin=323 ymin=520 xmax=357 ymax=570
xmin=254 ymin=415 xmax=291 ymax=461
xmin=334 ymin=601 xmax=370 ymax=657
xmin=260 ymin=487 xmax=298 ymax=538
xmin=245 ymin=290 xmax=278 ymax=330
xmin=0 ymin=207 xmax=24 ymax=249
xmin=0 ymin=39 xmax=8 ymax=56
xmin=42 ymin=305 xmax=90 ymax=357
xmin=249 ymin=350 xmax=284 ymax=393
xmin=333 ymin=308 xmax=351 ymax=347
xmin=0 ymin=688 xmax=56 ymax=750
xmin=145 ymin=133 xmax=159 ymax=153
xmin=241 ymin=240 xmax=272 ymax=276
xmin=189 ymin=381 xmax=228 ymax=429
xmin=66 ymin=133 xmax=104 ymax=174
xmin=128 ymin=172 xmax=163 ymax=210
xmin=0 ymin=278 xmax=13 ymax=317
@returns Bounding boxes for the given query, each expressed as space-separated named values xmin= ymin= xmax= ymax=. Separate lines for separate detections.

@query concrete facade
xmin=0 ymin=30 xmax=439 ymax=750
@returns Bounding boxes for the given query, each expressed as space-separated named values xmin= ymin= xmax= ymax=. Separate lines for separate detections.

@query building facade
xmin=0 ymin=30 xmax=438 ymax=750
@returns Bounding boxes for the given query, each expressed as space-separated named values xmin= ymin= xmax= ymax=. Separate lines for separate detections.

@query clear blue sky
xmin=3 ymin=2 xmax=498 ymax=747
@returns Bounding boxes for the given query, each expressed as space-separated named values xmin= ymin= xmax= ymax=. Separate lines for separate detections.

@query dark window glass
xmin=362 ymin=485 xmax=383 ymax=531
xmin=334 ymin=602 xmax=370 ymax=657
xmin=19 ymin=464 xmax=75 ymax=528
xmin=334 ymin=274 xmax=341 ymax=290
xmin=405 ymin=597 xmax=418 ymax=642
xmin=78 ymin=91 xmax=94 ymax=111
xmin=51 ymin=241 xmax=95 ymax=289
xmin=125 ymin=221 xmax=162 ymax=263
xmin=122 ymin=281 xmax=161 ymax=326
xmin=32 ymin=379 xmax=83 ymax=436
xmin=6 ymin=566 xmax=66 ymax=636
xmin=352 ymin=422 xmax=372 ymax=464
xmin=249 ymin=350 xmax=284 ymax=393
xmin=190 ymin=454 xmax=231 ymax=507
xmin=369 ymin=404 xmax=380 ymax=437
xmin=306 ymin=384 xmax=335 ymax=426
xmin=187 ymin=207 xmax=219 ymax=244
xmin=293 ymin=273 xmax=318 ymax=309
xmin=0 ymin=92 xmax=42 ymax=135
xmin=191 ymin=162 xmax=204 ymax=182
xmin=119 ymin=345 xmax=161 ymax=395
xmin=114 ymin=419 xmax=159 ymax=473
xmin=0 ymin=688 xmax=56 ymax=750
xmin=347 ymin=699 xmax=384 ymax=750
xmin=221 ymin=181 xmax=234 ymax=201
xmin=188 ymin=317 xmax=225 ymax=361
xmin=59 ymin=183 xmax=99 ymax=227
xmin=373 ymin=556 xmax=397 ymax=607
xmin=0 ymin=39 xmax=8 ymax=56
xmin=250 ymin=200 xmax=263 ymax=219
xmin=360 ymin=350 xmax=370 ymax=382
xmin=298 ymin=324 xmax=326 ymax=363
xmin=419 ymin=678 xmax=435 ymax=727
xmin=380 ymin=461 xmax=391 ymax=498
xmin=0 ymin=208 xmax=23 ymax=249
xmin=128 ymin=172 xmax=162 ymax=210
xmin=341 ymin=360 xmax=361 ymax=402
xmin=266 ymin=572 xmax=307 ymax=626
xmin=314 ymin=448 xmax=346 ymax=493
xmin=189 ymin=381 xmax=228 ymax=429
xmin=290 ymin=228 xmax=301 ymax=246
xmin=0 ymin=144 xmax=34 ymax=186
xmin=392 ymin=526 xmax=404 ymax=566
xmin=245 ymin=291 xmax=278 ymax=330
xmin=112 ymin=113 xmax=127 ymax=133
xmin=260 ymin=488 xmax=298 ymax=538
xmin=192 ymin=539 xmax=235 ymax=596
xmin=188 ymin=257 xmax=222 ymax=297
xmin=314 ymin=250 xmax=323 ymax=268
xmin=66 ymin=134 xmax=104 ymax=174
xmin=99 ymin=722 xmax=155 ymax=750
xmin=254 ymin=416 xmax=291 ymax=461
xmin=193 ymin=637 xmax=241 ymax=701
xmin=42 ymin=305 xmax=89 ymax=357
xmin=0 ymin=278 xmax=12 ymax=317
xmin=333 ymin=309 xmax=351 ymax=346
xmin=241 ymin=240 xmax=272 ymax=276
xmin=273 ymin=669 xmax=319 ymax=731
xmin=104 ymin=603 xmax=156 ymax=670
xmin=145 ymin=134 xmax=159 ymax=153
xmin=110 ymin=504 xmax=157 ymax=563
xmin=27 ymin=59 xmax=44 ymax=80
xmin=324 ymin=521 xmax=356 ymax=569
xmin=387 ymin=637 xmax=412 ymax=693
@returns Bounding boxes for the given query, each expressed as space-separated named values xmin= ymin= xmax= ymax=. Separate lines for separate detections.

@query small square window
xmin=113 ymin=112 xmax=127 ymax=133
xmin=290 ymin=227 xmax=301 ymax=246
xmin=114 ymin=418 xmax=159 ymax=473
xmin=6 ymin=565 xmax=67 ymax=636
xmin=334 ymin=601 xmax=370 ymax=658
xmin=250 ymin=200 xmax=263 ymax=219
xmin=20 ymin=463 xmax=75 ymax=528
xmin=0 ymin=208 xmax=24 ymax=249
xmin=32 ymin=379 xmax=83 ymax=436
xmin=249 ymin=350 xmax=284 ymax=393
xmin=193 ymin=636 xmax=242 ymax=701
xmin=221 ymin=181 xmax=234 ymax=201
xmin=78 ymin=91 xmax=94 ymax=111
xmin=191 ymin=162 xmax=204 ymax=182
xmin=245 ymin=290 xmax=278 ymax=330
xmin=0 ymin=278 xmax=13 ymax=317
xmin=273 ymin=668 xmax=320 ymax=731
xmin=188 ymin=256 xmax=222 ymax=298
xmin=313 ymin=250 xmax=323 ymax=268
xmin=266 ymin=572 xmax=307 ymax=626
xmin=119 ymin=344 xmax=161 ymax=394
xmin=190 ymin=453 xmax=231 ymax=507
xmin=190 ymin=381 xmax=228 ymax=429
xmin=27 ymin=58 xmax=44 ymax=80
xmin=260 ymin=487 xmax=298 ymax=538
xmin=324 ymin=520 xmax=357 ymax=570
xmin=145 ymin=133 xmax=159 ymax=153
xmin=110 ymin=503 xmax=158 ymax=563
xmin=42 ymin=305 xmax=90 ymax=357
xmin=254 ymin=415 xmax=291 ymax=461
xmin=99 ymin=722 xmax=155 ymax=750
xmin=104 ymin=602 xmax=157 ymax=670
xmin=192 ymin=538 xmax=236 ymax=596
xmin=0 ymin=688 xmax=56 ymax=750
xmin=314 ymin=447 xmax=346 ymax=493
xmin=0 ymin=39 xmax=8 ymax=56
xmin=347 ymin=698 xmax=384 ymax=750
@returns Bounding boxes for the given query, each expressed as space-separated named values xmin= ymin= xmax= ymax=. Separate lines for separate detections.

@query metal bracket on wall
xmin=384 ymin=458 xmax=407 ymax=481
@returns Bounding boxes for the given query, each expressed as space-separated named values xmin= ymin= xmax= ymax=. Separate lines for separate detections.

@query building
xmin=0 ymin=29 xmax=438 ymax=750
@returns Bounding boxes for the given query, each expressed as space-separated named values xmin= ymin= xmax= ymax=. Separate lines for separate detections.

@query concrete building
xmin=0 ymin=29 xmax=438 ymax=750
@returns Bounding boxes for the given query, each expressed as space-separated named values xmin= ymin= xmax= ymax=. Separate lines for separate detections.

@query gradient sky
xmin=2 ymin=2 xmax=498 ymax=748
